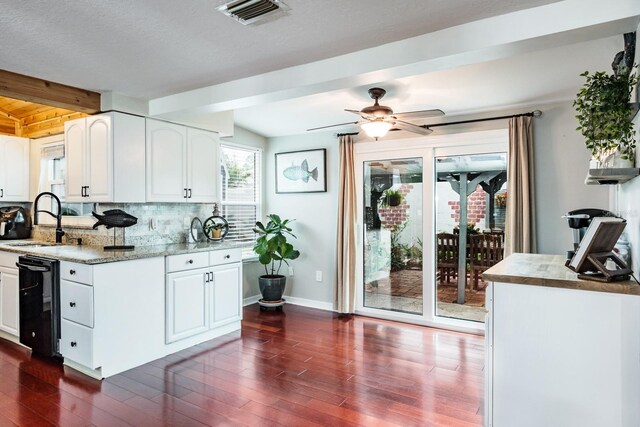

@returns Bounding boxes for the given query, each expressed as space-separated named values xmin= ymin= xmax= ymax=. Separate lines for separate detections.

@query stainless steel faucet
xmin=33 ymin=191 xmax=65 ymax=244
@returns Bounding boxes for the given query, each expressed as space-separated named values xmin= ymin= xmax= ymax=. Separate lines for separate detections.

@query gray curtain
xmin=335 ymin=135 xmax=357 ymax=313
xmin=505 ymin=115 xmax=536 ymax=256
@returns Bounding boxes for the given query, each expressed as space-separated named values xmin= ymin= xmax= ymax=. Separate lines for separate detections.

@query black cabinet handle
xmin=187 ymin=259 xmax=193 ymax=264
xmin=85 ymin=186 xmax=89 ymax=197
xmin=70 ymin=269 xmax=76 ymax=275
xmin=184 ymin=188 xmax=188 ymax=199
xmin=0 ymin=188 xmax=3 ymax=198
xmin=188 ymin=188 xmax=192 ymax=198
xmin=70 ymin=341 xmax=77 ymax=347
xmin=224 ymin=254 xmax=231 ymax=259
xmin=81 ymin=186 xmax=85 ymax=197
xmin=69 ymin=302 xmax=76 ymax=307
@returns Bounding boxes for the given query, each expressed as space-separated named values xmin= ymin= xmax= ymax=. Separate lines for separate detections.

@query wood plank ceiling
xmin=0 ymin=96 xmax=88 ymax=138
xmin=0 ymin=69 xmax=101 ymax=138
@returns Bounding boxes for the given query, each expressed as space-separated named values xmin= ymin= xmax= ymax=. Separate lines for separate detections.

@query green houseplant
xmin=253 ymin=214 xmax=300 ymax=303
xmin=573 ymin=64 xmax=639 ymax=167
xmin=380 ymin=189 xmax=403 ymax=207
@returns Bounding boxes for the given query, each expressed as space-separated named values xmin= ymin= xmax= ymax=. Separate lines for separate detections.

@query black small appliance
xmin=15 ymin=255 xmax=61 ymax=357
xmin=0 ymin=206 xmax=32 ymax=240
xmin=563 ymin=208 xmax=616 ymax=260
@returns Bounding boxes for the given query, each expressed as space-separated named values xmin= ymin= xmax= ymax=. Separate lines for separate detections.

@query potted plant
xmin=253 ymin=214 xmax=300 ymax=303
xmin=381 ymin=189 xmax=403 ymax=207
xmin=203 ymin=220 xmax=226 ymax=239
xmin=495 ymin=191 xmax=507 ymax=208
xmin=574 ymin=63 xmax=639 ymax=168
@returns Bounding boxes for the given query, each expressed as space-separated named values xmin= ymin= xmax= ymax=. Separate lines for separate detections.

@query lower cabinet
xmin=0 ymin=265 xmax=19 ymax=337
xmin=0 ymin=251 xmax=20 ymax=339
xmin=166 ymin=252 xmax=242 ymax=344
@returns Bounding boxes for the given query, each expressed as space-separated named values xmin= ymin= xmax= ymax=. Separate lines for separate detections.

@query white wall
xmin=264 ymin=131 xmax=337 ymax=306
xmin=533 ymin=102 xmax=611 ymax=255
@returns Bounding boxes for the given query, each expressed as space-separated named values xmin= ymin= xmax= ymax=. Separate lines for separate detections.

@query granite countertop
xmin=483 ymin=253 xmax=640 ymax=296
xmin=0 ymin=239 xmax=242 ymax=265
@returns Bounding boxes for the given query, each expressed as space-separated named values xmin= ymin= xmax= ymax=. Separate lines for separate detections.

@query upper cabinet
xmin=146 ymin=119 xmax=218 ymax=203
xmin=65 ymin=112 xmax=145 ymax=203
xmin=0 ymin=136 xmax=30 ymax=202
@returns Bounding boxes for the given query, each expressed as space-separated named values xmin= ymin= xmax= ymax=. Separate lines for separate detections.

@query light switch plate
xmin=315 ymin=270 xmax=322 ymax=282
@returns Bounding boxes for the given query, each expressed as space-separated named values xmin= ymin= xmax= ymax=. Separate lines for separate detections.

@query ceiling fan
xmin=307 ymin=87 xmax=445 ymax=139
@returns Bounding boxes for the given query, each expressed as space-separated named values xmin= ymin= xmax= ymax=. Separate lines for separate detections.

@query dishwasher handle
xmin=15 ymin=263 xmax=51 ymax=272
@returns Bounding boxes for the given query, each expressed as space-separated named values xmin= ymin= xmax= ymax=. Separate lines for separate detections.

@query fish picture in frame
xmin=275 ymin=149 xmax=327 ymax=193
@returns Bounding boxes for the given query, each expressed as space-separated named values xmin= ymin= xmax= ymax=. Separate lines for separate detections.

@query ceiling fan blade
xmin=392 ymin=120 xmax=433 ymax=135
xmin=391 ymin=109 xmax=445 ymax=120
xmin=306 ymin=121 xmax=359 ymax=132
xmin=345 ymin=109 xmax=376 ymax=120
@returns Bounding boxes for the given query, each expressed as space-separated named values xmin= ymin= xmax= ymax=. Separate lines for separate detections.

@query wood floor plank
xmin=0 ymin=304 xmax=483 ymax=426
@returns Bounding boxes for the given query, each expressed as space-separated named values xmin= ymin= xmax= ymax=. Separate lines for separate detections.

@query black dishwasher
xmin=16 ymin=255 xmax=61 ymax=357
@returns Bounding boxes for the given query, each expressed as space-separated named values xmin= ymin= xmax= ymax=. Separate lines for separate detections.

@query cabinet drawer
xmin=60 ymin=261 xmax=92 ymax=284
xmin=60 ymin=280 xmax=94 ymax=327
xmin=209 ymin=248 xmax=242 ymax=266
xmin=61 ymin=319 xmax=95 ymax=368
xmin=166 ymin=252 xmax=208 ymax=273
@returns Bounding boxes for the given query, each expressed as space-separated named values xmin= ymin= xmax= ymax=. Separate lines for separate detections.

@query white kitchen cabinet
xmin=165 ymin=248 xmax=242 ymax=348
xmin=59 ymin=257 xmax=166 ymax=379
xmin=64 ymin=112 xmax=145 ymax=203
xmin=0 ymin=136 xmax=30 ymax=202
xmin=146 ymin=118 xmax=219 ymax=203
xmin=211 ymin=263 xmax=241 ymax=326
xmin=485 ymin=277 xmax=640 ymax=427
xmin=0 ymin=251 xmax=20 ymax=340
xmin=166 ymin=267 xmax=210 ymax=343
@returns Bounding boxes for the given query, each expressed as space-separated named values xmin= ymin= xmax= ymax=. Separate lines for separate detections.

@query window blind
xmin=220 ymin=144 xmax=262 ymax=249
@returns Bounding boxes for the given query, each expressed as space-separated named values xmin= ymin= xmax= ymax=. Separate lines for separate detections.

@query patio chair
xmin=470 ymin=233 xmax=504 ymax=289
xmin=437 ymin=232 xmax=459 ymax=283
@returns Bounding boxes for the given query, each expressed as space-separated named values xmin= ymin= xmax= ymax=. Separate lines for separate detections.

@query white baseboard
xmin=243 ymin=295 xmax=261 ymax=306
xmin=244 ymin=294 xmax=334 ymax=312
xmin=284 ymin=296 xmax=334 ymax=312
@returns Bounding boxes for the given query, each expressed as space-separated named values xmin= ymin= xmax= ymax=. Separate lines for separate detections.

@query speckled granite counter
xmin=483 ymin=253 xmax=640 ymax=296
xmin=0 ymin=240 xmax=242 ymax=265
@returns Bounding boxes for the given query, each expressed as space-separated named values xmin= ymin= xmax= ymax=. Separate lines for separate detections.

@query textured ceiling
xmin=1 ymin=0 xmax=562 ymax=98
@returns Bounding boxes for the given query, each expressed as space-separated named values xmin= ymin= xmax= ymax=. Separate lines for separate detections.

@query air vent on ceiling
xmin=217 ymin=0 xmax=290 ymax=26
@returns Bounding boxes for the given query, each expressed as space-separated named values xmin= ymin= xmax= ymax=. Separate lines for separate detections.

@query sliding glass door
xmin=355 ymin=130 xmax=508 ymax=331
xmin=362 ymin=158 xmax=424 ymax=315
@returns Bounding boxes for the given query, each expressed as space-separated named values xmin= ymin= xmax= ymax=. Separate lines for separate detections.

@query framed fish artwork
xmin=275 ymin=148 xmax=327 ymax=193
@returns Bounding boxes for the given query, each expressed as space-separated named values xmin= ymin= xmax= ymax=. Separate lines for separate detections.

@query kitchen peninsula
xmin=483 ymin=253 xmax=640 ymax=427
xmin=0 ymin=241 xmax=242 ymax=379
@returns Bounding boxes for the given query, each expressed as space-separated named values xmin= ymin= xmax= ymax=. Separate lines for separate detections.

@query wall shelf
xmin=585 ymin=168 xmax=640 ymax=185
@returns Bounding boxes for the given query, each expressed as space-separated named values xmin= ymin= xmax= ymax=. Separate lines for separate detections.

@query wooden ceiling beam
xmin=0 ymin=107 xmax=20 ymax=122
xmin=0 ymin=69 xmax=101 ymax=114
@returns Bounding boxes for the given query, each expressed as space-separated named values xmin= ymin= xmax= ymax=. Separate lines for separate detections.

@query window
xmin=220 ymin=144 xmax=262 ymax=252
xmin=38 ymin=141 xmax=92 ymax=225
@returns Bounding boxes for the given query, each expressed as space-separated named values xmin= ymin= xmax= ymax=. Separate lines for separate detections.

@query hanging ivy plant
xmin=573 ymin=64 xmax=639 ymax=163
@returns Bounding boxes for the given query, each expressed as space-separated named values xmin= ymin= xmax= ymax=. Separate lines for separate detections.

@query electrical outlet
xmin=288 ymin=267 xmax=294 ymax=276
xmin=315 ymin=270 xmax=322 ymax=282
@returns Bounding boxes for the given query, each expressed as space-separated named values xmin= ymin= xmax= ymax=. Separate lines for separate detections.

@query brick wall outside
xmin=379 ymin=184 xmax=413 ymax=231
xmin=448 ymin=184 xmax=486 ymax=225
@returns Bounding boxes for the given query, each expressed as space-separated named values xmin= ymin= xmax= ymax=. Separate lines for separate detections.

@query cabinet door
xmin=210 ymin=263 xmax=242 ymax=327
xmin=146 ymin=119 xmax=187 ymax=202
xmin=65 ymin=119 xmax=86 ymax=202
xmin=166 ymin=268 xmax=209 ymax=343
xmin=86 ymin=115 xmax=113 ymax=202
xmin=0 ymin=137 xmax=30 ymax=201
xmin=0 ymin=267 xmax=19 ymax=336
xmin=187 ymin=128 xmax=218 ymax=203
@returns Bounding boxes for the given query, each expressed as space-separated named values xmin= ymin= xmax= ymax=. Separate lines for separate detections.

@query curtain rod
xmin=424 ymin=110 xmax=542 ymax=129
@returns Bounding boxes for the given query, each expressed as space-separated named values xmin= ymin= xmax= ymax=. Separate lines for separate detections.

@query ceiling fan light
xmin=361 ymin=121 xmax=392 ymax=139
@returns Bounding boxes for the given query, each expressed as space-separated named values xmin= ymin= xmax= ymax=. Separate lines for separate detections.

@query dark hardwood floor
xmin=0 ymin=304 xmax=484 ymax=426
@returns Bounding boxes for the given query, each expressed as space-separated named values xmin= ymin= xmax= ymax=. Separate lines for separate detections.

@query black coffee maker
xmin=0 ymin=206 xmax=32 ymax=240
xmin=563 ymin=208 xmax=616 ymax=260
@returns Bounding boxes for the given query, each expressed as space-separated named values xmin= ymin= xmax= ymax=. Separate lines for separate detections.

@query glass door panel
xmin=434 ymin=153 xmax=507 ymax=322
xmin=363 ymin=158 xmax=423 ymax=315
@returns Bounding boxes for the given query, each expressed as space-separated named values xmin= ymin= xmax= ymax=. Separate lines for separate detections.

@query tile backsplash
xmin=30 ymin=203 xmax=218 ymax=246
